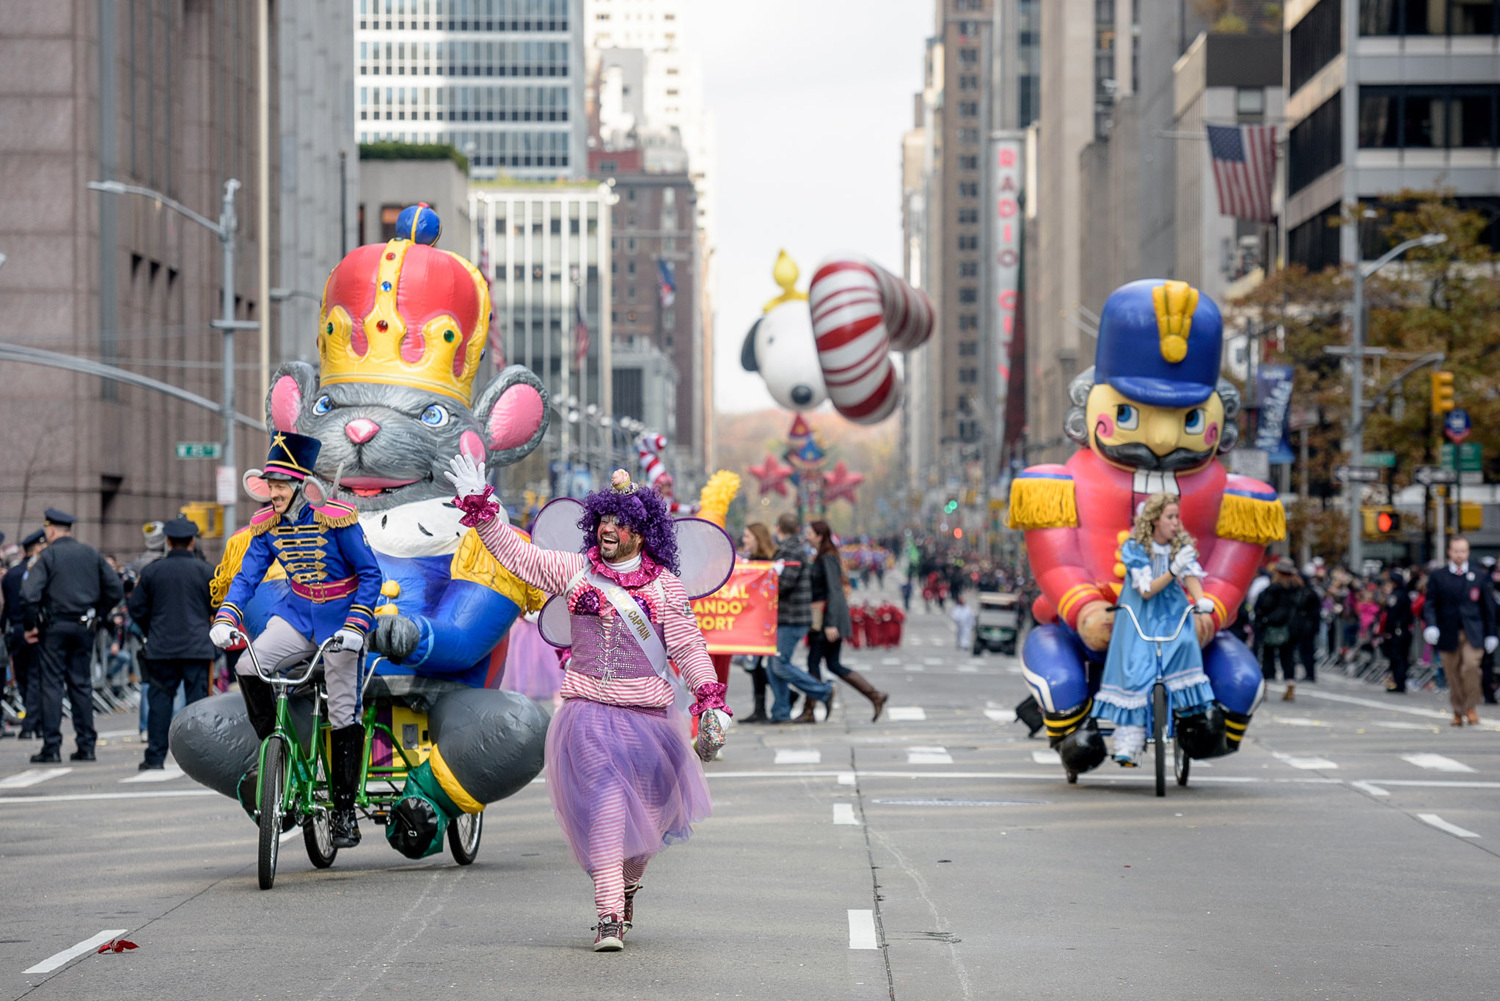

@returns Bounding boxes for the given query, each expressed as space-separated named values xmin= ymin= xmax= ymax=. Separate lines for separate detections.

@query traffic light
xmin=1431 ymin=370 xmax=1455 ymax=414
xmin=179 ymin=502 xmax=223 ymax=539
xmin=1362 ymin=507 xmax=1400 ymax=538
xmin=944 ymin=499 xmax=959 ymax=514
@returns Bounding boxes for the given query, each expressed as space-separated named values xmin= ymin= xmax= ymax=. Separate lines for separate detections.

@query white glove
xmin=771 ymin=559 xmax=787 ymax=576
xmin=1170 ymin=546 xmax=1199 ymax=577
xmin=1423 ymin=626 xmax=1440 ymax=646
xmin=1195 ymin=597 xmax=1214 ymax=614
xmin=444 ymin=451 xmax=489 ymax=502
xmin=1486 ymin=636 xmax=1499 ymax=655
xmin=210 ymin=622 xmax=237 ymax=649
xmin=332 ymin=628 xmax=364 ymax=652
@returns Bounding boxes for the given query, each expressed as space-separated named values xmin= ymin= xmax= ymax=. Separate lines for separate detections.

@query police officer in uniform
xmin=127 ymin=517 xmax=215 ymax=770
xmin=21 ymin=509 xmax=123 ymax=763
xmin=3 ymin=529 xmax=46 ymax=738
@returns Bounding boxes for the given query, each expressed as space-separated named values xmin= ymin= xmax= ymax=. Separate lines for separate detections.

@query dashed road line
xmin=1418 ymin=813 xmax=1480 ymax=838
xmin=837 ymin=771 xmax=856 ymax=785
xmin=1401 ymin=753 xmax=1475 ymax=773
xmin=1373 ymin=721 xmax=1441 ymax=732
xmin=907 ymin=746 xmax=953 ymax=765
xmin=1031 ymin=749 xmax=1062 ymax=765
xmin=120 ymin=765 xmax=184 ymax=784
xmin=886 ymin=706 xmax=927 ymax=722
xmin=1 ymin=789 xmax=235 ymax=805
xmin=1271 ymin=751 xmax=1338 ymax=770
xmin=24 ymin=929 xmax=129 ymax=975
xmin=983 ymin=709 xmax=1008 ymax=722
xmin=833 ymin=803 xmax=860 ymax=825
xmin=0 ymin=768 xmax=72 ymax=789
xmin=1350 ymin=781 xmax=1390 ymax=797
xmin=774 ymin=749 xmax=821 ymax=765
xmin=847 ymin=909 xmax=879 ymax=949
xmin=957 ymin=665 xmax=980 ymax=674
xmin=881 ymin=657 xmax=902 ymax=666
xmin=1271 ymin=716 xmax=1328 ymax=727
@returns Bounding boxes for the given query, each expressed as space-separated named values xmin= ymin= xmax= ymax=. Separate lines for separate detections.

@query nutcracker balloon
xmin=1007 ymin=279 xmax=1283 ymax=781
xmin=740 ymin=250 xmax=932 ymax=424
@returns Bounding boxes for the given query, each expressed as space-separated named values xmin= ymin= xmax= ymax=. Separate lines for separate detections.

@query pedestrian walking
xmin=126 ymin=517 xmax=216 ymax=770
xmin=1483 ymin=557 xmax=1500 ymax=705
xmin=766 ymin=513 xmax=835 ymax=724
xmin=20 ymin=509 xmax=123 ymax=763
xmin=1293 ymin=569 xmax=1323 ymax=683
xmin=950 ymin=590 xmax=976 ymax=651
xmin=736 ymin=522 xmax=777 ymax=723
xmin=1254 ymin=558 xmax=1303 ymax=701
xmin=1380 ymin=570 xmax=1414 ymax=694
xmin=1421 ymin=535 xmax=1498 ymax=727
xmin=803 ymin=520 xmax=887 ymax=722
xmin=3 ymin=529 xmax=47 ymax=738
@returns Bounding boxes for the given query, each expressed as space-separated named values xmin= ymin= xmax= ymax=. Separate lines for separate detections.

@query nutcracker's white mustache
xmin=1097 ymin=439 xmax=1215 ymax=471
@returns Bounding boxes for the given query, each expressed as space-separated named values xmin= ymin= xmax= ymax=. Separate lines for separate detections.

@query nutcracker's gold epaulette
xmin=312 ymin=500 xmax=360 ymax=530
xmin=210 ymin=526 xmax=287 ymax=607
xmin=1217 ymin=484 xmax=1286 ymax=545
xmin=1005 ymin=470 xmax=1078 ymax=530
xmin=451 ymin=526 xmax=547 ymax=612
xmin=247 ymin=505 xmax=280 ymax=536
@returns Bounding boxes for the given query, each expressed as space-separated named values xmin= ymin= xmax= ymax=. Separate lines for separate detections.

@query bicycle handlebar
xmin=231 ymin=630 xmax=342 ymax=687
xmin=1103 ymin=602 xmax=1200 ymax=645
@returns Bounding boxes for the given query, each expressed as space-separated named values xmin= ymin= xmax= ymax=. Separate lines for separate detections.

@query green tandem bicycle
xmin=232 ymin=631 xmax=483 ymax=889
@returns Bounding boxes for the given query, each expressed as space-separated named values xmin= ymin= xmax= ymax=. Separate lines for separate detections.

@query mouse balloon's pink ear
xmin=301 ymin=477 xmax=329 ymax=507
xmin=242 ymin=470 xmax=272 ymax=503
xmin=264 ymin=361 xmax=319 ymax=434
xmin=473 ymin=365 xmax=550 ymax=466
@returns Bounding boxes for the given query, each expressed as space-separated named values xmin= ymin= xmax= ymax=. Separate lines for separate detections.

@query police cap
xmin=43 ymin=508 xmax=77 ymax=526
xmin=21 ymin=529 xmax=45 ymax=548
xmin=163 ymin=517 xmax=199 ymax=541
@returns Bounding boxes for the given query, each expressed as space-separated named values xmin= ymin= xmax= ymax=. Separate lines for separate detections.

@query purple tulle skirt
xmin=545 ymin=696 xmax=713 ymax=875
xmin=501 ymin=618 xmax=563 ymax=699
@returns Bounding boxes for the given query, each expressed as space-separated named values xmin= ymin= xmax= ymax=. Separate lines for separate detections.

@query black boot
xmin=330 ymin=724 xmax=365 ymax=849
xmin=238 ymin=675 xmax=278 ymax=741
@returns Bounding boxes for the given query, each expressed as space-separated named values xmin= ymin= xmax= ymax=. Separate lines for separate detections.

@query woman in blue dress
xmin=1093 ymin=493 xmax=1217 ymax=766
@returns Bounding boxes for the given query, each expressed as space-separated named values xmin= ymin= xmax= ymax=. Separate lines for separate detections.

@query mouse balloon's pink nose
xmin=345 ymin=418 xmax=380 ymax=444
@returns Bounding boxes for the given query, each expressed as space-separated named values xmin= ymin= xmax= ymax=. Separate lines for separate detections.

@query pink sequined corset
xmin=567 ymin=614 xmax=665 ymax=683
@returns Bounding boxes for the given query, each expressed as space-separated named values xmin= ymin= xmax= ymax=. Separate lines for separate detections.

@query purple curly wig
xmin=578 ymin=485 xmax=680 ymax=574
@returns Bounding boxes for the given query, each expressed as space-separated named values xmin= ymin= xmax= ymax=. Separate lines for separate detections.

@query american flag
xmin=1207 ymin=123 xmax=1277 ymax=223
xmin=573 ymin=284 xmax=589 ymax=370
xmin=657 ymin=259 xmax=676 ymax=308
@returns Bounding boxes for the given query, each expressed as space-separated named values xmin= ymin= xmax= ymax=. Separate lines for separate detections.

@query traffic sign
xmin=1444 ymin=408 xmax=1471 ymax=443
xmin=175 ymin=442 xmax=222 ymax=459
xmin=1334 ymin=465 xmax=1381 ymax=484
xmin=1362 ymin=451 xmax=1397 ymax=468
xmin=1414 ymin=465 xmax=1458 ymax=486
xmin=1440 ymin=441 xmax=1482 ymax=472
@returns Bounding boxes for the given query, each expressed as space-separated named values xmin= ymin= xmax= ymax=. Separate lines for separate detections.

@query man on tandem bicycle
xmin=209 ymin=431 xmax=383 ymax=849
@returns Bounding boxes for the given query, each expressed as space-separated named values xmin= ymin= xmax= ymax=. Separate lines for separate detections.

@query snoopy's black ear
xmin=740 ymin=319 xmax=762 ymax=373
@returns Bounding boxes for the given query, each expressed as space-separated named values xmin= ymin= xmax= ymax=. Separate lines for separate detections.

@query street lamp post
xmin=88 ymin=178 xmax=248 ymax=536
xmin=1346 ymin=231 xmax=1447 ymax=570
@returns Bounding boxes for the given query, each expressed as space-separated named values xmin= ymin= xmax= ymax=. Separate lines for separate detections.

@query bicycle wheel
xmin=448 ymin=809 xmax=483 ymax=865
xmin=1152 ymin=683 xmax=1167 ymax=798
xmin=304 ymin=810 xmax=337 ymax=869
xmin=257 ymin=739 xmax=286 ymax=890
xmin=1174 ymin=736 xmax=1190 ymax=787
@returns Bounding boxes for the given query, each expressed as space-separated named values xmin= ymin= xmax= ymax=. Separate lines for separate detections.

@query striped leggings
xmin=593 ymin=853 xmax=648 ymax=918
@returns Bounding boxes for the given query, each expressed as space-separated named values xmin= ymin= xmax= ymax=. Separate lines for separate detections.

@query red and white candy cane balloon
xmin=636 ymin=433 xmax=669 ymax=490
xmin=808 ymin=255 xmax=933 ymax=425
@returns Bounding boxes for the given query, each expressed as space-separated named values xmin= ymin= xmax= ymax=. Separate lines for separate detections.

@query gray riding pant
xmin=237 ymin=616 xmax=361 ymax=729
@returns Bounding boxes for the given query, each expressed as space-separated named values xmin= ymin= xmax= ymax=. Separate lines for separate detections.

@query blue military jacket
xmin=214 ymin=499 xmax=382 ymax=642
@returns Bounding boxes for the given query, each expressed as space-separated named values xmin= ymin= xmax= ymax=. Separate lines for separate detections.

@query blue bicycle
xmin=1105 ymin=602 xmax=1202 ymax=797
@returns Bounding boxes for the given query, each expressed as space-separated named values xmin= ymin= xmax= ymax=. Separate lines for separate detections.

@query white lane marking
xmin=881 ymin=657 xmax=902 ymax=666
xmin=1031 ymin=749 xmax=1062 ymax=765
xmin=957 ymin=665 xmax=980 ymax=674
xmin=886 ymin=707 xmax=926 ymax=722
xmin=1418 ymin=813 xmax=1480 ymax=838
xmin=0 ymin=789 xmax=219 ymax=805
xmin=24 ymin=929 xmax=130 ymax=975
xmin=1401 ymin=753 xmax=1476 ymax=773
xmin=280 ymin=827 xmax=302 ymax=845
xmin=699 ymin=769 xmax=1340 ymax=785
xmin=1296 ymin=688 xmax=1485 ymax=724
xmin=1350 ymin=781 xmax=1390 ymax=797
xmin=983 ymin=709 xmax=1008 ymax=722
xmin=905 ymin=665 xmax=926 ymax=673
xmin=848 ymin=909 xmax=879 ymax=950
xmin=1006 ymin=665 xmax=1024 ymax=675
xmin=833 ymin=803 xmax=860 ymax=825
xmin=837 ymin=772 xmax=856 ymax=786
xmin=1271 ymin=751 xmax=1338 ymax=770
xmin=774 ymin=749 xmax=821 ymax=765
xmin=97 ymin=728 xmax=143 ymax=739
xmin=1272 ymin=716 xmax=1328 ymax=727
xmin=923 ymin=657 xmax=944 ymax=666
xmin=0 ymin=768 xmax=72 ymax=789
xmin=907 ymin=746 xmax=953 ymax=765
xmin=119 ymin=765 xmax=184 ymax=784
xmin=1374 ymin=721 xmax=1441 ymax=732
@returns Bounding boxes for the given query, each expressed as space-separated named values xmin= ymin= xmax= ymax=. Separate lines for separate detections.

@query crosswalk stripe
xmin=886 ymin=707 xmax=926 ymax=722
xmin=907 ymin=746 xmax=953 ymax=765
xmin=119 ymin=765 xmax=184 ymax=784
xmin=0 ymin=768 xmax=71 ymax=789
xmin=1031 ymin=749 xmax=1061 ymax=765
xmin=1271 ymin=751 xmax=1338 ymax=770
xmin=774 ymin=749 xmax=821 ymax=765
xmin=983 ymin=709 xmax=1008 ymax=722
xmin=1417 ymin=813 xmax=1480 ymax=838
xmin=832 ymin=803 xmax=860 ymax=825
xmin=24 ymin=929 xmax=130 ymax=975
xmin=1401 ymin=753 xmax=1475 ymax=773
xmin=848 ymin=909 xmax=879 ymax=949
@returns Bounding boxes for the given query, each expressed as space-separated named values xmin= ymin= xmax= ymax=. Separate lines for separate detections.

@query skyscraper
xmin=354 ymin=0 xmax=587 ymax=181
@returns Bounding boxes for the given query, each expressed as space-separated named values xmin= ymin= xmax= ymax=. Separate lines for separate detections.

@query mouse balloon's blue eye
xmin=312 ymin=395 xmax=333 ymax=415
xmin=420 ymin=404 xmax=449 ymax=427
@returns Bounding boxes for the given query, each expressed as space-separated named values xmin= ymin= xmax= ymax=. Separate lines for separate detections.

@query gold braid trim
xmin=1216 ymin=492 xmax=1286 ymax=546
xmin=1005 ymin=476 xmax=1078 ymax=530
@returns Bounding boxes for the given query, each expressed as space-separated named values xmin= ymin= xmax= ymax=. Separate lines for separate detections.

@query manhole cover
xmin=870 ymin=798 xmax=1047 ymax=807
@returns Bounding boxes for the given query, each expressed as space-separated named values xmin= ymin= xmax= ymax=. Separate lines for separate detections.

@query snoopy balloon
xmin=740 ymin=250 xmax=932 ymax=424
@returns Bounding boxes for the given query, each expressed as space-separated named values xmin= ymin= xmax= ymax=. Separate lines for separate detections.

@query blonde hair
xmin=1131 ymin=493 xmax=1195 ymax=565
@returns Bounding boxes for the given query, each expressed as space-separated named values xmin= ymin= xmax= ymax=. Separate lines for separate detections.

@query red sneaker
xmin=623 ymin=883 xmax=642 ymax=933
xmin=593 ymin=914 xmax=625 ymax=952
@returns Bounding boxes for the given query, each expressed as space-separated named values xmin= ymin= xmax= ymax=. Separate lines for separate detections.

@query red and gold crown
xmin=318 ymin=207 xmax=490 ymax=404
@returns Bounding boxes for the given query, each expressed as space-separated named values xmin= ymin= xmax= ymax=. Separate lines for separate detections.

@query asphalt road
xmin=2 ymin=582 xmax=1498 ymax=1000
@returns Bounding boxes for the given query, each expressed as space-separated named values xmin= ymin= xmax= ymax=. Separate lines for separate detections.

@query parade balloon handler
xmin=209 ymin=430 xmax=383 ymax=849
xmin=447 ymin=453 xmax=735 ymax=952
xmin=1093 ymin=494 xmax=1216 ymax=766
xmin=1007 ymin=279 xmax=1281 ymax=780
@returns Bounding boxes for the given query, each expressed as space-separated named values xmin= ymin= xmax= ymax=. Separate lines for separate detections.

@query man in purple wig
xmin=448 ymin=457 xmax=729 ymax=952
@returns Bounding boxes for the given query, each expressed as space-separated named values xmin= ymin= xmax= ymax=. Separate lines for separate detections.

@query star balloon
xmin=748 ymin=453 xmax=794 ymax=497
xmin=822 ymin=460 xmax=865 ymax=505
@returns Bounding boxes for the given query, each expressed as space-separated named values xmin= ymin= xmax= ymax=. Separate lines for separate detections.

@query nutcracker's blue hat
xmin=263 ymin=431 xmax=321 ymax=482
xmin=1094 ymin=279 xmax=1222 ymax=408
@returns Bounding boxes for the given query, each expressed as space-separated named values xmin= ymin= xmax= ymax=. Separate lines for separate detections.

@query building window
xmin=958 ymin=287 xmax=978 ymax=304
xmin=1359 ymin=84 xmax=1500 ymax=149
xmin=958 ymin=155 xmax=978 ymax=170
xmin=1288 ymin=95 xmax=1341 ymax=195
xmin=957 ymin=208 xmax=978 ymax=224
xmin=958 ymin=47 xmax=979 ymax=65
xmin=958 ymin=367 xmax=979 ymax=384
xmin=1236 ymin=88 xmax=1266 ymax=117
xmin=957 ymin=234 xmax=978 ymax=250
xmin=1361 ymin=0 xmax=1499 ymax=35
xmin=957 ymin=314 xmax=979 ymax=331
xmin=958 ymin=182 xmax=979 ymax=198
xmin=958 ymin=261 xmax=979 ymax=277
xmin=1290 ymin=0 xmax=1342 ymax=93
xmin=958 ymin=420 xmax=981 ymax=442
xmin=957 ymin=127 xmax=980 ymax=144
xmin=1288 ymin=201 xmax=1342 ymax=273
xmin=959 ymin=101 xmax=979 ymax=118
xmin=958 ymin=340 xmax=978 ymax=357
xmin=663 ymin=309 xmax=676 ymax=330
xmin=379 ymin=204 xmax=405 ymax=240
xmin=958 ymin=74 xmax=979 ymax=91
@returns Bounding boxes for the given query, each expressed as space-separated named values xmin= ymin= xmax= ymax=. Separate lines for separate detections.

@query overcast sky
xmin=692 ymin=0 xmax=933 ymax=413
